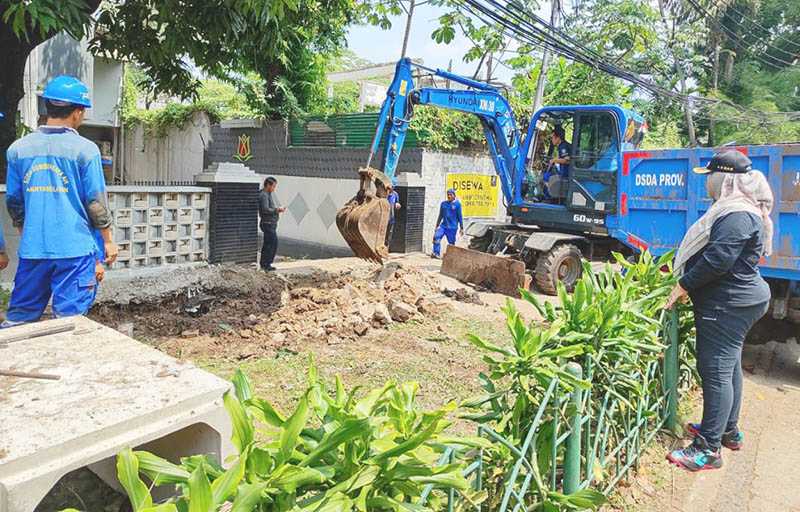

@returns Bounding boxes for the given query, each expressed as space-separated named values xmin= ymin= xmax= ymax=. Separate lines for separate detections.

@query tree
xmin=0 ymin=0 xmax=360 ymax=170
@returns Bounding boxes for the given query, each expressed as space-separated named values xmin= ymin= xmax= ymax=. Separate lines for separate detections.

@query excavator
xmin=336 ymin=57 xmax=529 ymax=265
xmin=336 ymin=58 xmax=800 ymax=310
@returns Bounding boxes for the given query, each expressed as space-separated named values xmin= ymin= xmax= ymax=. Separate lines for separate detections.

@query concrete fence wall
xmin=0 ymin=185 xmax=212 ymax=283
xmin=116 ymin=116 xmax=507 ymax=261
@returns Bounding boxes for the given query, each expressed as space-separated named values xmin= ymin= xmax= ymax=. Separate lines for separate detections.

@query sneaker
xmin=262 ymin=265 xmax=276 ymax=272
xmin=666 ymin=436 xmax=722 ymax=472
xmin=686 ymin=423 xmax=743 ymax=451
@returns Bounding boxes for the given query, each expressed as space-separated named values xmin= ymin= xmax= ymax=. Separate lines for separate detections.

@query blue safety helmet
xmin=41 ymin=75 xmax=92 ymax=108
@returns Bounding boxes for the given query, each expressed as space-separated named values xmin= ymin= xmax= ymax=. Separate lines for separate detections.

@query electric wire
xmin=682 ymin=0 xmax=797 ymax=67
xmin=457 ymin=0 xmax=800 ymax=122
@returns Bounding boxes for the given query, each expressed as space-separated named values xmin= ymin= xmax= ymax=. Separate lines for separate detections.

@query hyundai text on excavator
xmin=336 ymin=58 xmax=800 ymax=322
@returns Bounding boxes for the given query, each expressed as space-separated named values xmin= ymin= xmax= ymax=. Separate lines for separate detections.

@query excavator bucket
xmin=336 ymin=167 xmax=392 ymax=264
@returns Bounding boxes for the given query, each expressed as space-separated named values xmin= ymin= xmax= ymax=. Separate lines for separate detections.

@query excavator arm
xmin=336 ymin=58 xmax=527 ymax=262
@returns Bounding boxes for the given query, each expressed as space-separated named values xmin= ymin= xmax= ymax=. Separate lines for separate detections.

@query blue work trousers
xmin=432 ymin=227 xmax=458 ymax=257
xmin=4 ymin=255 xmax=98 ymax=325
xmin=694 ymin=300 xmax=768 ymax=449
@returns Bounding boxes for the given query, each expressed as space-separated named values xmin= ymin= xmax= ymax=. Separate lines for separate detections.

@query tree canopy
xmin=0 ymin=0 xmax=361 ymax=166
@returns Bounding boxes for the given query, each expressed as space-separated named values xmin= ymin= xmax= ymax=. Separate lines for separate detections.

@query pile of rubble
xmin=242 ymin=263 xmax=446 ymax=351
xmin=94 ymin=263 xmax=451 ymax=359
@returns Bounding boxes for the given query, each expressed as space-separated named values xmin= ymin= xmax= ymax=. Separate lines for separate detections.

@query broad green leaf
xmin=540 ymin=345 xmax=585 ymax=359
xmin=466 ymin=333 xmax=512 ymax=356
xmin=187 ymin=465 xmax=212 ymax=512
xmin=434 ymin=435 xmax=493 ymax=449
xmin=409 ymin=471 xmax=470 ymax=490
xmin=247 ymin=397 xmax=285 ymax=427
xmin=267 ymin=465 xmax=328 ymax=492
xmin=232 ymin=369 xmax=253 ymax=402
xmin=211 ymin=454 xmax=247 ymax=505
xmin=299 ymin=417 xmax=369 ymax=467
xmin=134 ymin=451 xmax=190 ymax=485
xmin=116 ymin=448 xmax=153 ymax=512
xmin=371 ymin=412 xmax=446 ymax=462
xmin=224 ymin=391 xmax=254 ymax=454
xmin=296 ymin=491 xmax=354 ymax=512
xmin=327 ymin=465 xmax=380 ymax=494
xmin=566 ymin=489 xmax=607 ymax=508
xmin=141 ymin=506 xmax=180 ymax=512
xmin=279 ymin=394 xmax=309 ymax=464
xmin=230 ymin=483 xmax=267 ymax=512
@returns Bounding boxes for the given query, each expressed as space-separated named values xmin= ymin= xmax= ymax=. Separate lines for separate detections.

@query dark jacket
xmin=679 ymin=211 xmax=771 ymax=308
xmin=259 ymin=190 xmax=280 ymax=229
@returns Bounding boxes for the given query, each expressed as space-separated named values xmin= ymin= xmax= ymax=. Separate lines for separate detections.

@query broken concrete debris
xmin=92 ymin=264 xmax=449 ymax=360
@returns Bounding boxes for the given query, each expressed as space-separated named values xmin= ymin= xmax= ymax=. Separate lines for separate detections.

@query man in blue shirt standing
xmin=385 ymin=184 xmax=401 ymax=249
xmin=3 ymin=76 xmax=118 ymax=326
xmin=432 ymin=188 xmax=463 ymax=258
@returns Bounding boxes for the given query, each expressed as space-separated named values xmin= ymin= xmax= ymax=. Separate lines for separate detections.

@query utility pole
xmin=486 ymin=52 xmax=493 ymax=83
xmin=400 ymin=0 xmax=416 ymax=59
xmin=533 ymin=0 xmax=560 ymax=113
xmin=709 ymin=39 xmax=720 ymax=146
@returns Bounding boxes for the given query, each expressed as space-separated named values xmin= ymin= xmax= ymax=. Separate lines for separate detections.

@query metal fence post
xmin=664 ymin=308 xmax=680 ymax=434
xmin=564 ymin=362 xmax=583 ymax=494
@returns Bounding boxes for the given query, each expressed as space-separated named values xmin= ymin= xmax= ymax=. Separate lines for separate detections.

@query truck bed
xmin=612 ymin=144 xmax=799 ymax=282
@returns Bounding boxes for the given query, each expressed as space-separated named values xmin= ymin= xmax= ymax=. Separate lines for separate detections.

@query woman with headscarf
xmin=664 ymin=150 xmax=774 ymax=472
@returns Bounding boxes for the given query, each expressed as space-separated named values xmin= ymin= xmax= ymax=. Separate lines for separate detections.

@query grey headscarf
xmin=674 ymin=170 xmax=774 ymax=276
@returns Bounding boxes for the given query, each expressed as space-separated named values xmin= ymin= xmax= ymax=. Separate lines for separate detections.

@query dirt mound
xmin=90 ymin=263 xmax=448 ymax=361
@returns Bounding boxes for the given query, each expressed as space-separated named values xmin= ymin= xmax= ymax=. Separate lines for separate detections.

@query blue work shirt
xmin=437 ymin=199 xmax=464 ymax=231
xmin=555 ymin=141 xmax=571 ymax=177
xmin=387 ymin=191 xmax=399 ymax=224
xmin=6 ymin=126 xmax=107 ymax=259
xmin=0 ymin=226 xmax=5 ymax=253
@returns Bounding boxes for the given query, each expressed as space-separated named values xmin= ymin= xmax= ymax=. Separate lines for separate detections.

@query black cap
xmin=693 ymin=150 xmax=752 ymax=174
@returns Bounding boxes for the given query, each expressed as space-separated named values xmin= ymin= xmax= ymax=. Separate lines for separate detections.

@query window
xmin=572 ymin=113 xmax=619 ymax=172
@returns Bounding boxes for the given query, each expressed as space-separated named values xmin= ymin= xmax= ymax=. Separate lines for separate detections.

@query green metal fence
xmin=288 ymin=113 xmax=421 ymax=148
xmin=422 ymin=309 xmax=682 ymax=511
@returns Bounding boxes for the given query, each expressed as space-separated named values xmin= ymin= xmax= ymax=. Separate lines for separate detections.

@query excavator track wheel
xmin=534 ymin=243 xmax=583 ymax=295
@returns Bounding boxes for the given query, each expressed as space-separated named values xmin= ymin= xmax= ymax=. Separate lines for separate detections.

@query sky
xmin=345 ymin=2 xmax=525 ymax=83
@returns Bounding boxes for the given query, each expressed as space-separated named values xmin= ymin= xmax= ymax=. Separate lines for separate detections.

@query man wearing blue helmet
xmin=3 ymin=75 xmax=118 ymax=326
xmin=431 ymin=188 xmax=463 ymax=258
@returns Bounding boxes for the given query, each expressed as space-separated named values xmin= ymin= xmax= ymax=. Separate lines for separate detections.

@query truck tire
xmin=534 ymin=243 xmax=583 ymax=295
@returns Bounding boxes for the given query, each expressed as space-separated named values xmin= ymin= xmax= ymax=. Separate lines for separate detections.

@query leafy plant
xmin=462 ymin=251 xmax=693 ymax=511
xmin=116 ymin=363 xmax=486 ymax=511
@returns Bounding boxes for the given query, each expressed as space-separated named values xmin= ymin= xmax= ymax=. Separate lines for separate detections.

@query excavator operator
xmin=543 ymin=125 xmax=571 ymax=200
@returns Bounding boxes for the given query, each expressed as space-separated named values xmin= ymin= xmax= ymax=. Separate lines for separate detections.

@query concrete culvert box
xmin=0 ymin=317 xmax=233 ymax=512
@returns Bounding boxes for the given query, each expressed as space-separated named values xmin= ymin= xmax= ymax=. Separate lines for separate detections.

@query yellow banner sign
xmin=446 ymin=173 xmax=499 ymax=218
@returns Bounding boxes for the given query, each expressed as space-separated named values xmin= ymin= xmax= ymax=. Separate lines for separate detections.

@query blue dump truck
xmin=335 ymin=59 xmax=799 ymax=324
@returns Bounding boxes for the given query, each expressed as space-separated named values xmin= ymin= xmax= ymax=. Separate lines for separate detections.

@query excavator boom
xmin=336 ymin=58 xmax=521 ymax=264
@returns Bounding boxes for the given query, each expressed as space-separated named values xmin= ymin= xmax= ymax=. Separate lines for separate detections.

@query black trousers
xmin=694 ymin=300 xmax=768 ymax=449
xmin=261 ymin=224 xmax=278 ymax=269
xmin=385 ymin=221 xmax=395 ymax=249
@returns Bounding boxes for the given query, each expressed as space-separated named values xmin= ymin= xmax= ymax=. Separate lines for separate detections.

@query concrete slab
xmin=0 ymin=317 xmax=233 ymax=512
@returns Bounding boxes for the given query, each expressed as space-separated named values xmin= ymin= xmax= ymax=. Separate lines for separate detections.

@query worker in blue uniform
xmin=543 ymin=125 xmax=571 ymax=199
xmin=3 ymin=75 xmax=118 ymax=327
xmin=385 ymin=184 xmax=401 ymax=248
xmin=0 ymin=112 xmax=6 ymax=272
xmin=432 ymin=189 xmax=463 ymax=258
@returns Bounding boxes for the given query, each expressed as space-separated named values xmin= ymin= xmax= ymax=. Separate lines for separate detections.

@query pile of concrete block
xmin=107 ymin=186 xmax=211 ymax=269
